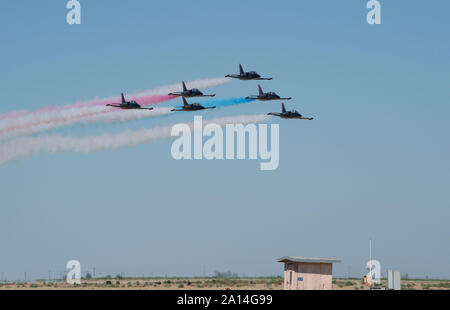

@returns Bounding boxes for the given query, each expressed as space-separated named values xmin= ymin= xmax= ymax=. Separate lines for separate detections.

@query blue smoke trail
xmin=202 ymin=97 xmax=255 ymax=109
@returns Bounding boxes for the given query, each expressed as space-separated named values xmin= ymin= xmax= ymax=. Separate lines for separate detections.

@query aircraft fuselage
xmin=268 ymin=112 xmax=313 ymax=120
xmin=247 ymin=94 xmax=292 ymax=101
xmin=106 ymin=103 xmax=141 ymax=109
xmin=169 ymin=90 xmax=215 ymax=98
xmin=226 ymin=74 xmax=271 ymax=81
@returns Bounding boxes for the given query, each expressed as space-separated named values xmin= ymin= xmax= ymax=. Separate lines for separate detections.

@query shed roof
xmin=277 ymin=256 xmax=341 ymax=264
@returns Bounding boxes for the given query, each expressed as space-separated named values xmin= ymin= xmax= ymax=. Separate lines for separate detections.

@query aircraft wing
xmin=300 ymin=117 xmax=313 ymax=120
xmin=204 ymin=106 xmax=216 ymax=109
xmin=139 ymin=107 xmax=154 ymax=110
xmin=267 ymin=112 xmax=282 ymax=116
xmin=106 ymin=104 xmax=122 ymax=108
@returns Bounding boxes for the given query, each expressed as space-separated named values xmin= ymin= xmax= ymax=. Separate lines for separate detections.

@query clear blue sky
xmin=0 ymin=1 xmax=449 ymax=281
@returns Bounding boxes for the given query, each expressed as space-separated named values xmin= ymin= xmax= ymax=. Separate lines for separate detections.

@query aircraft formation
xmin=106 ymin=64 xmax=313 ymax=120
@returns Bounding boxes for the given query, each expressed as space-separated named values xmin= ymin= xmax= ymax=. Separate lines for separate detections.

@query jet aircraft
xmin=268 ymin=103 xmax=313 ymax=120
xmin=245 ymin=85 xmax=292 ymax=101
xmin=225 ymin=64 xmax=272 ymax=80
xmin=171 ymin=97 xmax=216 ymax=112
xmin=168 ymin=81 xmax=215 ymax=98
xmin=106 ymin=93 xmax=154 ymax=110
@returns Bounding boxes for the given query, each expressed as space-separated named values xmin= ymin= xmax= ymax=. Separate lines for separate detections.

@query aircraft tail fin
xmin=239 ymin=64 xmax=244 ymax=75
xmin=182 ymin=97 xmax=188 ymax=106
xmin=182 ymin=81 xmax=187 ymax=92
xmin=281 ymin=103 xmax=286 ymax=113
xmin=258 ymin=84 xmax=263 ymax=95
xmin=121 ymin=93 xmax=126 ymax=104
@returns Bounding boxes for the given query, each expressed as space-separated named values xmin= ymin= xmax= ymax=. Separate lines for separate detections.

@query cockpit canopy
xmin=248 ymin=71 xmax=258 ymax=75
xmin=192 ymin=88 xmax=200 ymax=92
xmin=267 ymin=92 xmax=277 ymax=96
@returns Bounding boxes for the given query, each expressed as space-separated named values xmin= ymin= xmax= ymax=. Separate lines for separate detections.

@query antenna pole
xmin=369 ymin=239 xmax=372 ymax=282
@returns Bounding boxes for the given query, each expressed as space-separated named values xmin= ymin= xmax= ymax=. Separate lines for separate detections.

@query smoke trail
xmin=0 ymin=77 xmax=232 ymax=139
xmin=0 ymin=95 xmax=174 ymax=140
xmin=170 ymin=97 xmax=254 ymax=110
xmin=0 ymin=77 xmax=231 ymax=119
xmin=0 ymin=94 xmax=174 ymax=131
xmin=131 ymin=77 xmax=231 ymax=98
xmin=0 ymin=108 xmax=174 ymax=140
xmin=204 ymin=97 xmax=255 ymax=108
xmin=0 ymin=114 xmax=269 ymax=166
xmin=0 ymin=97 xmax=254 ymax=140
xmin=66 ymin=77 xmax=231 ymax=109
xmin=0 ymin=94 xmax=247 ymax=141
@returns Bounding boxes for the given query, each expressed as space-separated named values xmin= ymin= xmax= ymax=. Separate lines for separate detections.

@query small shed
xmin=278 ymin=256 xmax=341 ymax=290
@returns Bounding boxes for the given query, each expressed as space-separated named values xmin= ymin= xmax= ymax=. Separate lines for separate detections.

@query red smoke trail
xmin=0 ymin=94 xmax=176 ymax=138
xmin=0 ymin=94 xmax=177 ymax=120
xmin=130 ymin=94 xmax=177 ymax=106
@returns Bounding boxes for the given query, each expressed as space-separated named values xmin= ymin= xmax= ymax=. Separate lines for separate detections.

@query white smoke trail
xmin=84 ymin=107 xmax=173 ymax=123
xmin=0 ymin=114 xmax=269 ymax=166
xmin=0 ymin=77 xmax=232 ymax=137
xmin=128 ymin=77 xmax=231 ymax=98
xmin=3 ymin=77 xmax=231 ymax=121
xmin=0 ymin=108 xmax=173 ymax=141
xmin=0 ymin=106 xmax=107 ymax=131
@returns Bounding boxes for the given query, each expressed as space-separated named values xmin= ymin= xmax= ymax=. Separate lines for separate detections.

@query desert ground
xmin=0 ymin=277 xmax=449 ymax=290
